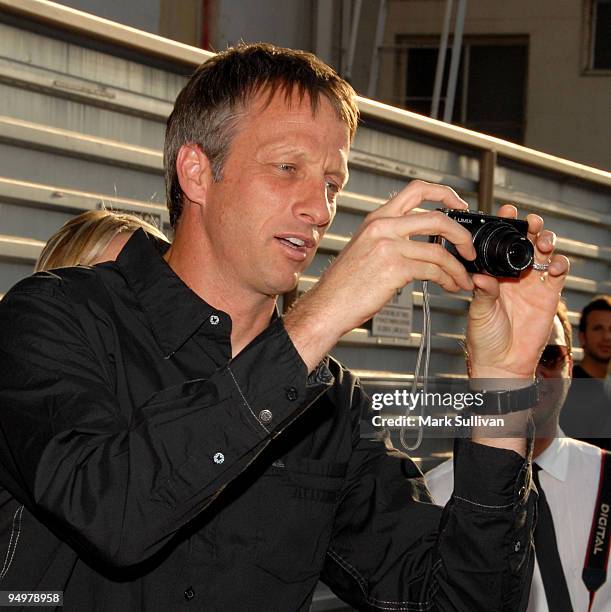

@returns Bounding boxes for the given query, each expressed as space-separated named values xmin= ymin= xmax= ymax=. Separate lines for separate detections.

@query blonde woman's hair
xmin=36 ymin=210 xmax=168 ymax=272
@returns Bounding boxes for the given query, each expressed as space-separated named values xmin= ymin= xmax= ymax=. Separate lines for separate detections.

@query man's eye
xmin=326 ymin=181 xmax=340 ymax=195
xmin=278 ymin=163 xmax=295 ymax=172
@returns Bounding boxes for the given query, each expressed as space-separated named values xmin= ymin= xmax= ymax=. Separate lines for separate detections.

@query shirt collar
xmin=115 ymin=229 xmax=228 ymax=358
xmin=534 ymin=427 xmax=570 ymax=482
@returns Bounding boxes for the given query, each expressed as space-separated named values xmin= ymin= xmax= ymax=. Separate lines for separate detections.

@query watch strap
xmin=471 ymin=381 xmax=539 ymax=415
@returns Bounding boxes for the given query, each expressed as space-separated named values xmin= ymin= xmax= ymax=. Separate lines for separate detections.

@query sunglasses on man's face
xmin=538 ymin=345 xmax=571 ymax=369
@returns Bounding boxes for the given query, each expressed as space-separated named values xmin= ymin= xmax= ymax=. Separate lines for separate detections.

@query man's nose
xmin=293 ymin=180 xmax=334 ymax=227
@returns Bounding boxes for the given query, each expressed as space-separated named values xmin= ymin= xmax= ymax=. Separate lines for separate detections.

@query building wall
xmin=159 ymin=0 xmax=201 ymax=47
xmin=378 ymin=0 xmax=611 ymax=171
xmin=48 ymin=0 xmax=611 ymax=170
xmin=55 ymin=0 xmax=203 ymax=46
xmin=55 ymin=0 xmax=162 ymax=35
xmin=53 ymin=0 xmax=316 ymax=58
xmin=212 ymin=0 xmax=314 ymax=52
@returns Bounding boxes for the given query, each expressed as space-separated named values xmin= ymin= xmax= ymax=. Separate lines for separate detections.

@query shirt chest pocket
xmin=253 ymin=458 xmax=347 ymax=582
xmin=202 ymin=457 xmax=347 ymax=583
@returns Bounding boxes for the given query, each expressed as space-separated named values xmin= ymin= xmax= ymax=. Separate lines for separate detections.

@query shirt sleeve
xmin=320 ymin=380 xmax=536 ymax=612
xmin=0 ymin=283 xmax=332 ymax=568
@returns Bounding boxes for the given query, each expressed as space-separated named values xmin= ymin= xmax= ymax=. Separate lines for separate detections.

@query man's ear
xmin=578 ymin=330 xmax=586 ymax=351
xmin=176 ymin=144 xmax=213 ymax=208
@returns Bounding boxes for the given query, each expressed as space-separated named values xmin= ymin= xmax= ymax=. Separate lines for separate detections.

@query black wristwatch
xmin=470 ymin=381 xmax=539 ymax=415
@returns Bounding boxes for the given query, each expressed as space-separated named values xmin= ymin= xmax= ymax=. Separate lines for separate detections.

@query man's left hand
xmin=466 ymin=205 xmax=570 ymax=381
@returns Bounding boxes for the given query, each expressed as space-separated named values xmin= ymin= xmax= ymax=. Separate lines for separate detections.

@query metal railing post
xmin=478 ymin=149 xmax=497 ymax=214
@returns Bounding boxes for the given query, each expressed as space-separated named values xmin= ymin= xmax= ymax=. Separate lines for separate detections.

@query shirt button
xmin=259 ymin=409 xmax=273 ymax=424
xmin=286 ymin=386 xmax=298 ymax=401
xmin=213 ymin=452 xmax=225 ymax=464
xmin=514 ymin=541 xmax=521 ymax=553
xmin=209 ymin=314 xmax=220 ymax=325
xmin=184 ymin=587 xmax=195 ymax=601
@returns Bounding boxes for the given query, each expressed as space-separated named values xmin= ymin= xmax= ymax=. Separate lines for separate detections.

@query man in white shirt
xmin=426 ymin=302 xmax=610 ymax=611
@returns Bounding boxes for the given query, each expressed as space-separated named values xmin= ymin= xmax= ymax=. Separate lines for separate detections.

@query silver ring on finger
xmin=532 ymin=261 xmax=550 ymax=272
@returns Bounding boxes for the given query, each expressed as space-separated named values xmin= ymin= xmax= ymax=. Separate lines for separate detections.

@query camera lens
xmin=473 ymin=221 xmax=534 ymax=276
xmin=507 ymin=240 xmax=533 ymax=270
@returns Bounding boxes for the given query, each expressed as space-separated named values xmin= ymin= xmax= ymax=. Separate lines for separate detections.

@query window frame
xmin=394 ymin=35 xmax=529 ymax=143
xmin=581 ymin=0 xmax=611 ymax=75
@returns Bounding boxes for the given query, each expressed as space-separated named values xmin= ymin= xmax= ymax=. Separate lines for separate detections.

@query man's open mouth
xmin=278 ymin=237 xmax=305 ymax=250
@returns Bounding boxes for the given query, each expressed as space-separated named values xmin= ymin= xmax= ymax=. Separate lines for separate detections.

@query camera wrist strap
xmin=399 ymin=280 xmax=430 ymax=452
xmin=583 ymin=450 xmax=610 ymax=612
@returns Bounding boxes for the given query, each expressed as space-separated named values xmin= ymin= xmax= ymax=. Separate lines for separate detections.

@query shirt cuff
xmin=452 ymin=438 xmax=532 ymax=509
xmin=225 ymin=318 xmax=334 ymax=437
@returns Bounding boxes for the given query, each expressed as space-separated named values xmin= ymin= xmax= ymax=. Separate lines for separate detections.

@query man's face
xmin=534 ymin=315 xmax=572 ymax=433
xmin=200 ymin=88 xmax=350 ymax=298
xmin=579 ymin=310 xmax=611 ymax=364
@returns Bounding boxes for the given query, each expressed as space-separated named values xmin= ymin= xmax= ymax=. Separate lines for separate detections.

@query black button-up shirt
xmin=0 ymin=230 xmax=534 ymax=611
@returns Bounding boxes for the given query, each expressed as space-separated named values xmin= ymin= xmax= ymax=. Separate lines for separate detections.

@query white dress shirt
xmin=425 ymin=435 xmax=610 ymax=611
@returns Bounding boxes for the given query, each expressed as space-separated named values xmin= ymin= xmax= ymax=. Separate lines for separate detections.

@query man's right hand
xmin=283 ymin=180 xmax=477 ymax=372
